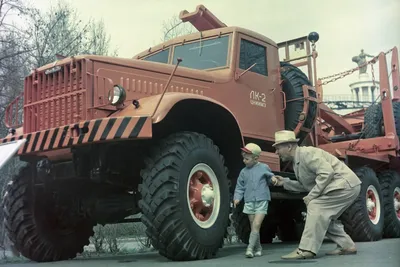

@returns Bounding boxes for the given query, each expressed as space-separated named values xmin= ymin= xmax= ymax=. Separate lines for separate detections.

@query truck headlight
xmin=108 ymin=85 xmax=126 ymax=105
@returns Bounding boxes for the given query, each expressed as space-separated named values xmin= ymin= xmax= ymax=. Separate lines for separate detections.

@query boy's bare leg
xmin=246 ymin=215 xmax=256 ymax=257
xmin=248 ymin=215 xmax=255 ymax=226
xmin=252 ymin=214 xmax=265 ymax=256
xmin=252 ymin=214 xmax=265 ymax=232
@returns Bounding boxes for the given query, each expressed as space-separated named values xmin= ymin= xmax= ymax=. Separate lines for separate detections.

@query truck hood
xmin=35 ymin=54 xmax=232 ymax=84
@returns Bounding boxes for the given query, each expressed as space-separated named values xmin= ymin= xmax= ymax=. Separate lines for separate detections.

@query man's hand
xmin=272 ymin=175 xmax=285 ymax=186
xmin=233 ymin=199 xmax=240 ymax=208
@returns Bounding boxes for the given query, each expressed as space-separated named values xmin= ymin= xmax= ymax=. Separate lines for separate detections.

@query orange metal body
xmin=1 ymin=9 xmax=286 ymax=165
xmin=1 ymin=4 xmax=399 ymax=172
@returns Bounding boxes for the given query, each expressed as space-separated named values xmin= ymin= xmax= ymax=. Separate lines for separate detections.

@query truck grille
xmin=23 ymin=60 xmax=88 ymax=133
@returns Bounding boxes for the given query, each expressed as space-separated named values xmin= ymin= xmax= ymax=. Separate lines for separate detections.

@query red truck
xmin=0 ymin=4 xmax=399 ymax=263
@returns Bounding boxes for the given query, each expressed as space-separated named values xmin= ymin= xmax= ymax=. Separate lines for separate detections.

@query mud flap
xmin=0 ymin=139 xmax=26 ymax=170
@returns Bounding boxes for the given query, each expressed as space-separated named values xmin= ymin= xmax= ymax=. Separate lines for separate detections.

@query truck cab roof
xmin=133 ymin=26 xmax=278 ymax=60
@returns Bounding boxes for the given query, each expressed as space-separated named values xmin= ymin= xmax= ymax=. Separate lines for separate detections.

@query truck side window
xmin=239 ymin=39 xmax=267 ymax=76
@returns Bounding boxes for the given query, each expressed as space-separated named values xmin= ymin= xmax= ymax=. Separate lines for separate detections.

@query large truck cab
xmin=134 ymin=25 xmax=285 ymax=141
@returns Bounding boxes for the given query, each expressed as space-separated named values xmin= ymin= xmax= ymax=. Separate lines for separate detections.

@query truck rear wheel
xmin=280 ymin=61 xmax=317 ymax=143
xmin=2 ymin=165 xmax=94 ymax=262
xmin=0 ymin=184 xmax=19 ymax=257
xmin=138 ymin=132 xmax=230 ymax=260
xmin=277 ymin=220 xmax=304 ymax=242
xmin=340 ymin=167 xmax=384 ymax=241
xmin=378 ymin=170 xmax=400 ymax=238
xmin=276 ymin=201 xmax=306 ymax=242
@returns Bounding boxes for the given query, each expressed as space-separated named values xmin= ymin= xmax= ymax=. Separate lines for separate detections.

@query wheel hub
xmin=201 ymin=184 xmax=215 ymax=207
xmin=187 ymin=163 xmax=220 ymax=229
xmin=394 ymin=187 xmax=400 ymax=220
xmin=366 ymin=185 xmax=381 ymax=225
xmin=367 ymin=198 xmax=376 ymax=212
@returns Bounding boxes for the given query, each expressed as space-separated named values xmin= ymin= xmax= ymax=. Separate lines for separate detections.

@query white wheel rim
xmin=186 ymin=163 xmax=220 ymax=229
xmin=394 ymin=187 xmax=400 ymax=221
xmin=366 ymin=185 xmax=381 ymax=225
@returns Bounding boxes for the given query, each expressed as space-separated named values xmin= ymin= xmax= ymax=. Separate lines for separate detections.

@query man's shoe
xmin=245 ymin=248 xmax=254 ymax=258
xmin=281 ymin=249 xmax=315 ymax=260
xmin=326 ymin=246 xmax=357 ymax=256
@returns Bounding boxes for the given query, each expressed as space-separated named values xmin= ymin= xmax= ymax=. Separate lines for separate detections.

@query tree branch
xmin=0 ymin=49 xmax=32 ymax=61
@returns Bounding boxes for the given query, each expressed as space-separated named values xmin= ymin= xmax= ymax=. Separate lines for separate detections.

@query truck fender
xmin=111 ymin=92 xmax=244 ymax=141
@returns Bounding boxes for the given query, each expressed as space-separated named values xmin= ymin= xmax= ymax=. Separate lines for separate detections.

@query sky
xmin=22 ymin=0 xmax=400 ymax=97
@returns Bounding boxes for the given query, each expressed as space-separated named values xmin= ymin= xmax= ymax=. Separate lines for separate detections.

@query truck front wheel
xmin=2 ymin=165 xmax=94 ymax=262
xmin=139 ymin=131 xmax=230 ymax=260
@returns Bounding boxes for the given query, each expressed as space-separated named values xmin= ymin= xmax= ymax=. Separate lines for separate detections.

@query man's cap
xmin=241 ymin=143 xmax=261 ymax=156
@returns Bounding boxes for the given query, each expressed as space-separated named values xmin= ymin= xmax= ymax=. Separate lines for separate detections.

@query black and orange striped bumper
xmin=0 ymin=116 xmax=152 ymax=155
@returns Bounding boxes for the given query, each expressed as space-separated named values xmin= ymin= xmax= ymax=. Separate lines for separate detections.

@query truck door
xmin=234 ymin=34 xmax=284 ymax=141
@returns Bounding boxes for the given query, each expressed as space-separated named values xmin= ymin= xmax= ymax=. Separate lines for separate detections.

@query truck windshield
xmin=171 ymin=35 xmax=230 ymax=70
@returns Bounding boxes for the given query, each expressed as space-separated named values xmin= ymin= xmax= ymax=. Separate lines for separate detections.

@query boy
xmin=233 ymin=143 xmax=278 ymax=258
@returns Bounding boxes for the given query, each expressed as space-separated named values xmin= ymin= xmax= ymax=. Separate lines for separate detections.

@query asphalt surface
xmin=2 ymin=239 xmax=399 ymax=267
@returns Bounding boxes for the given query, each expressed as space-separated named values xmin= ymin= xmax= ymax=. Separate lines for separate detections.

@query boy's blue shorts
xmin=243 ymin=200 xmax=269 ymax=215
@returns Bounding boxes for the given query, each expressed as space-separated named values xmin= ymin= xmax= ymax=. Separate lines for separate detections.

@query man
xmin=272 ymin=130 xmax=361 ymax=260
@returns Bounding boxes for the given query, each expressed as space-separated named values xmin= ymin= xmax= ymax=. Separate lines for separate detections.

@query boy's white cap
xmin=241 ymin=143 xmax=261 ymax=156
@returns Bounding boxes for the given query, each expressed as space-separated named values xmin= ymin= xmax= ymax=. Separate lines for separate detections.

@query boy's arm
xmin=233 ymin=171 xmax=245 ymax=201
xmin=263 ymin=164 xmax=275 ymax=186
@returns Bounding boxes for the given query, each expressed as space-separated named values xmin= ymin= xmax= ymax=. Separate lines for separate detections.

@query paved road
xmin=2 ymin=239 xmax=399 ymax=267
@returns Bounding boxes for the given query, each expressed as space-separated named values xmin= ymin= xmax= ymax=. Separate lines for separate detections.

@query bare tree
xmin=0 ymin=31 xmax=25 ymax=256
xmin=82 ymin=19 xmax=118 ymax=57
xmin=0 ymin=0 xmax=27 ymax=150
xmin=161 ymin=15 xmax=196 ymax=42
xmin=0 ymin=1 xmax=28 ymax=254
xmin=0 ymin=0 xmax=118 ymax=184
xmin=0 ymin=0 xmax=25 ymax=33
xmin=0 ymin=0 xmax=117 ymax=257
xmin=21 ymin=1 xmax=117 ymax=68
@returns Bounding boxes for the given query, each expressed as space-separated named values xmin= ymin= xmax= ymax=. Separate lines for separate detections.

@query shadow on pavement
xmin=74 ymin=242 xmax=306 ymax=263
xmin=75 ymin=244 xmax=248 ymax=263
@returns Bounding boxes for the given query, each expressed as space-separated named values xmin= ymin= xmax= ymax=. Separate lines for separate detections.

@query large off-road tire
xmin=2 ymin=165 xmax=95 ymax=262
xmin=393 ymin=101 xmax=400 ymax=138
xmin=277 ymin=220 xmax=304 ymax=242
xmin=280 ymin=61 xmax=317 ymax=143
xmin=231 ymin=201 xmax=277 ymax=244
xmin=0 ymin=183 xmax=19 ymax=257
xmin=362 ymin=101 xmax=400 ymax=139
xmin=0 ymin=185 xmax=4 ymax=245
xmin=378 ymin=170 xmax=400 ymax=238
xmin=276 ymin=201 xmax=306 ymax=242
xmin=363 ymin=104 xmax=384 ymax=138
xmin=340 ymin=167 xmax=384 ymax=241
xmin=138 ymin=132 xmax=230 ymax=261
